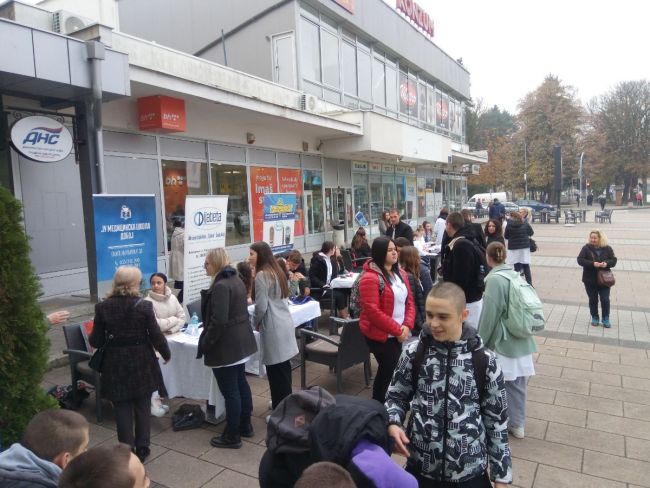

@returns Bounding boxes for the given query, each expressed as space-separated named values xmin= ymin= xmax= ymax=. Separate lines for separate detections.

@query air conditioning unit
xmin=52 ymin=10 xmax=93 ymax=35
xmin=299 ymin=94 xmax=317 ymax=111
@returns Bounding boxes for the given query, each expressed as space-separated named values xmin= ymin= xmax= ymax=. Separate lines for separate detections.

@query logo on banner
xmin=399 ymin=82 xmax=417 ymax=107
xmin=10 ymin=115 xmax=73 ymax=163
xmin=193 ymin=208 xmax=223 ymax=228
xmin=120 ymin=205 xmax=132 ymax=220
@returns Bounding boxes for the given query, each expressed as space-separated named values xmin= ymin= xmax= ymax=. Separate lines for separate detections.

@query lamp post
xmin=579 ymin=152 xmax=584 ymax=209
xmin=524 ymin=141 xmax=528 ymax=199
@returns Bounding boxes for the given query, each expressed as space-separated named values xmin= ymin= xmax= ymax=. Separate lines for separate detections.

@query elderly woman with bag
xmin=89 ymin=266 xmax=171 ymax=463
xmin=577 ymin=229 xmax=617 ymax=328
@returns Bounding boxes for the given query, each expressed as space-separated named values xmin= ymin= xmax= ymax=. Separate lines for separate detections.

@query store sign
xmin=352 ymin=161 xmax=368 ymax=172
xmin=10 ymin=116 xmax=73 ymax=163
xmin=331 ymin=0 xmax=354 ymax=13
xmin=395 ymin=166 xmax=407 ymax=175
xmin=382 ymin=164 xmax=395 ymax=174
xmin=369 ymin=162 xmax=382 ymax=173
xmin=396 ymin=0 xmax=434 ymax=37
xmin=137 ymin=95 xmax=186 ymax=133
xmin=406 ymin=167 xmax=417 ymax=176
xmin=399 ymin=82 xmax=417 ymax=107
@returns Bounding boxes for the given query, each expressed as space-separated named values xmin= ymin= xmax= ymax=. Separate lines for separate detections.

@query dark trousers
xmin=366 ymin=337 xmax=402 ymax=403
xmin=212 ymin=363 xmax=253 ymax=435
xmin=405 ymin=468 xmax=491 ymax=488
xmin=514 ymin=263 xmax=532 ymax=285
xmin=114 ymin=395 xmax=151 ymax=449
xmin=266 ymin=360 xmax=293 ymax=409
xmin=585 ymin=283 xmax=610 ymax=319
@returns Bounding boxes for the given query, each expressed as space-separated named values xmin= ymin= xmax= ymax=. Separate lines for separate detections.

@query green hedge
xmin=0 ymin=187 xmax=57 ymax=448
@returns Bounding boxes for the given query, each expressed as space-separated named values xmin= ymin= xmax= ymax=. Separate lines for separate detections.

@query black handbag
xmin=88 ymin=332 xmax=112 ymax=372
xmin=529 ymin=238 xmax=538 ymax=252
xmin=172 ymin=404 xmax=205 ymax=431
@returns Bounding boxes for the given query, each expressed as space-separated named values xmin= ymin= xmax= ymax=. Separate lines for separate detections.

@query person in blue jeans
xmin=577 ymin=229 xmax=617 ymax=328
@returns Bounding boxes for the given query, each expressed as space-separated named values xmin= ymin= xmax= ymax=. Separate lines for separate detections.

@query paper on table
xmin=168 ymin=332 xmax=199 ymax=345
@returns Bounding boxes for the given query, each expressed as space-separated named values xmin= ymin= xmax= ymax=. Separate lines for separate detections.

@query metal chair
xmin=62 ymin=324 xmax=104 ymax=422
xmin=596 ymin=209 xmax=613 ymax=223
xmin=531 ymin=210 xmax=542 ymax=223
xmin=299 ymin=318 xmax=371 ymax=392
xmin=564 ymin=210 xmax=577 ymax=224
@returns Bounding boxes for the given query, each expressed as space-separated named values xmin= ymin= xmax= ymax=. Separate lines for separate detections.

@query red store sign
xmin=396 ymin=0 xmax=434 ymax=37
xmin=399 ymin=82 xmax=417 ymax=107
xmin=137 ymin=95 xmax=186 ymax=133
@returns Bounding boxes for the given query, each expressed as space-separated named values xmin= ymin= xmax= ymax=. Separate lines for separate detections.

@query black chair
xmin=62 ymin=324 xmax=104 ymax=422
xmin=531 ymin=210 xmax=542 ymax=223
xmin=564 ymin=210 xmax=577 ymax=224
xmin=340 ymin=249 xmax=354 ymax=272
xmin=186 ymin=298 xmax=202 ymax=322
xmin=547 ymin=210 xmax=560 ymax=223
xmin=299 ymin=318 xmax=371 ymax=393
xmin=596 ymin=209 xmax=613 ymax=223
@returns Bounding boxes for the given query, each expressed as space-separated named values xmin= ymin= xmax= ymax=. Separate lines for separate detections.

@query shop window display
xmin=211 ymin=164 xmax=250 ymax=246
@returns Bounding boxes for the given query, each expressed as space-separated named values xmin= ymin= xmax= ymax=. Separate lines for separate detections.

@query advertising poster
xmin=250 ymin=167 xmax=278 ymax=241
xmin=93 ymin=195 xmax=157 ymax=297
xmin=263 ymin=193 xmax=296 ymax=254
xmin=183 ymin=195 xmax=228 ymax=307
xmin=425 ymin=190 xmax=435 ymax=216
xmin=278 ymin=168 xmax=304 ymax=236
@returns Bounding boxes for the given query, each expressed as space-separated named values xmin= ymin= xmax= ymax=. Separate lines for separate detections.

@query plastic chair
xmin=299 ymin=318 xmax=371 ymax=392
xmin=62 ymin=324 xmax=104 ymax=422
xmin=186 ymin=298 xmax=202 ymax=322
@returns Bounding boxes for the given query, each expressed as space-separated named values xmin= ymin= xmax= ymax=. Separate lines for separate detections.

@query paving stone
xmin=532 ymin=363 xmax=563 ymax=378
xmin=528 ymin=375 xmax=590 ymax=395
xmin=536 ymin=344 xmax=567 ymax=356
xmin=200 ymin=440 xmax=266 ymax=478
xmin=592 ymin=361 xmax=650 ymax=380
xmin=544 ymin=422 xmax=624 ymax=455
xmin=620 ymin=355 xmax=650 ymax=368
xmin=583 ymin=450 xmax=650 ymax=486
xmin=150 ymin=426 xmax=216 ymax=458
xmin=544 ymin=338 xmax=594 ymax=351
xmin=623 ymin=376 xmax=650 ymax=391
xmin=587 ymin=411 xmax=650 ymax=441
xmin=566 ymin=349 xmax=620 ymax=364
xmin=590 ymin=383 xmax=650 ymax=406
xmin=554 ymin=391 xmax=623 ymax=416
xmin=87 ymin=423 xmax=116 ymax=448
xmin=527 ymin=386 xmax=556 ymax=405
xmin=201 ymin=469 xmax=259 ymax=487
xmin=522 ymin=417 xmax=547 ymax=440
xmin=561 ymin=367 xmax=621 ymax=386
xmin=146 ymin=450 xmax=224 ymax=488
xmin=532 ymin=464 xmax=626 ymax=488
xmin=506 ymin=437 xmax=582 ymax=471
xmin=626 ymin=437 xmax=650 ymax=463
xmin=623 ymin=402 xmax=650 ymax=421
xmin=526 ymin=401 xmax=586 ymax=427
xmin=511 ymin=457 xmax=537 ymax=488
xmin=593 ymin=344 xmax=648 ymax=356
xmin=537 ymin=354 xmax=592 ymax=371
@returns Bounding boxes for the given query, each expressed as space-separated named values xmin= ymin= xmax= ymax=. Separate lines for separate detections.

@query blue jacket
xmin=0 ymin=443 xmax=60 ymax=487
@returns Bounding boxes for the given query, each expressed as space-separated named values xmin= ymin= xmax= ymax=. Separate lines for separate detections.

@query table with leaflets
xmin=330 ymin=272 xmax=360 ymax=289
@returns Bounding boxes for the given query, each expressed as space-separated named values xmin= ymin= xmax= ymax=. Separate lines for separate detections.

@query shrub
xmin=0 ymin=186 xmax=57 ymax=448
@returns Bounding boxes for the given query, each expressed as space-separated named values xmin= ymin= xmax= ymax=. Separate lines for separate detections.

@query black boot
xmin=135 ymin=446 xmax=150 ymax=463
xmin=240 ymin=418 xmax=255 ymax=438
xmin=210 ymin=431 xmax=242 ymax=449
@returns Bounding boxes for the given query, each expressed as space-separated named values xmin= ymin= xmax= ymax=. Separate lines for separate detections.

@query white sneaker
xmin=151 ymin=403 xmax=166 ymax=417
xmin=509 ymin=426 xmax=525 ymax=439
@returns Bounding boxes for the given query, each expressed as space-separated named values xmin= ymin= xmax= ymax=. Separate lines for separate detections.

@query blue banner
xmin=263 ymin=193 xmax=296 ymax=253
xmin=93 ymin=195 xmax=157 ymax=282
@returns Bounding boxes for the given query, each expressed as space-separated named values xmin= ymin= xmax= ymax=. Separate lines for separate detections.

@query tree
xmin=516 ymin=75 xmax=585 ymax=199
xmin=587 ymin=80 xmax=650 ymax=202
xmin=0 ymin=187 xmax=57 ymax=447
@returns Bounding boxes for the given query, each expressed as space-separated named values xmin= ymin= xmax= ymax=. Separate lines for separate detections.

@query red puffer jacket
xmin=359 ymin=261 xmax=415 ymax=342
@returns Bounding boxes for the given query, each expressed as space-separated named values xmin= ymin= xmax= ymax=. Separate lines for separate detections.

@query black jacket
xmin=309 ymin=254 xmax=344 ymax=298
xmin=385 ymin=220 xmax=414 ymax=244
xmin=464 ymin=221 xmax=486 ymax=249
xmin=197 ymin=266 xmax=257 ymax=367
xmin=90 ymin=296 xmax=170 ymax=402
xmin=504 ymin=221 xmax=533 ymax=250
xmin=486 ymin=234 xmax=505 ymax=247
xmin=442 ymin=226 xmax=483 ymax=303
xmin=577 ymin=244 xmax=617 ymax=286
xmin=405 ymin=271 xmax=425 ymax=333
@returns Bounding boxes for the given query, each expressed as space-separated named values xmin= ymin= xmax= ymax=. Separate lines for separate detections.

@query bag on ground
xmin=492 ymin=270 xmax=545 ymax=337
xmin=172 ymin=403 xmax=205 ymax=431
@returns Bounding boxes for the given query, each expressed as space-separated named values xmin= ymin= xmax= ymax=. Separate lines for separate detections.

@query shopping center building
xmin=0 ymin=0 xmax=486 ymax=298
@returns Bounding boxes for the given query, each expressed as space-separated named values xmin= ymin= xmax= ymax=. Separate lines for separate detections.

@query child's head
xmin=425 ymin=282 xmax=468 ymax=342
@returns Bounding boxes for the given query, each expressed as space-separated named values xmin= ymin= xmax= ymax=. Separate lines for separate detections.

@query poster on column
xmin=93 ymin=194 xmax=157 ymax=297
xmin=278 ymin=168 xmax=304 ymax=236
xmin=182 ymin=195 xmax=228 ymax=307
xmin=263 ymin=193 xmax=296 ymax=254
xmin=250 ymin=167 xmax=278 ymax=241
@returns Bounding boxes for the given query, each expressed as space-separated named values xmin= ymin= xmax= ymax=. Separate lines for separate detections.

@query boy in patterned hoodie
xmin=386 ymin=282 xmax=512 ymax=487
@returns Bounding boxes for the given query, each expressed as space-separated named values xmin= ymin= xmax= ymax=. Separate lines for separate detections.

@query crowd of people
xmin=16 ymin=201 xmax=624 ymax=488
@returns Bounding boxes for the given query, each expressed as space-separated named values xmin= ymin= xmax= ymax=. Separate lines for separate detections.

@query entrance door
xmin=326 ymin=187 xmax=353 ymax=243
xmin=272 ymin=33 xmax=297 ymax=89
xmin=304 ymin=190 xmax=314 ymax=235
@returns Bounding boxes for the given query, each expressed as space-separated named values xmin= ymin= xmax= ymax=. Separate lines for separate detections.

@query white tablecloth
xmin=159 ymin=300 xmax=321 ymax=409
xmin=330 ymin=273 xmax=359 ymax=289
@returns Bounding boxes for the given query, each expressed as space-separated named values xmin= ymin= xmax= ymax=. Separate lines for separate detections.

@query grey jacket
xmin=0 ymin=443 xmax=60 ymax=487
xmin=253 ymin=270 xmax=299 ymax=365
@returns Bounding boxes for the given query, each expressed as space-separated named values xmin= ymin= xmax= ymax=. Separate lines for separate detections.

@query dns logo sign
xmin=193 ymin=208 xmax=222 ymax=229
xmin=10 ymin=115 xmax=73 ymax=163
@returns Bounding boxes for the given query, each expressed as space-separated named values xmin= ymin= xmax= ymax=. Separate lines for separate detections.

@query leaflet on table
xmin=263 ymin=193 xmax=296 ymax=254
xmin=93 ymin=194 xmax=157 ymax=298
xmin=183 ymin=195 xmax=228 ymax=310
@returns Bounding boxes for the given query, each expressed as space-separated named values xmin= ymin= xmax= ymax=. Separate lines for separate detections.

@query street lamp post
xmin=524 ymin=141 xmax=528 ymax=199
xmin=579 ymin=152 xmax=584 ymax=209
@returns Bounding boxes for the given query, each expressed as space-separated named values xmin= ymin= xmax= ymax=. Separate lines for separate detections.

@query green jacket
xmin=478 ymin=264 xmax=537 ymax=358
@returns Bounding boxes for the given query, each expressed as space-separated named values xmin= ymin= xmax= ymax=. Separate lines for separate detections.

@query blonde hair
xmin=588 ymin=229 xmax=609 ymax=247
xmin=205 ymin=248 xmax=230 ymax=275
xmin=107 ymin=266 xmax=142 ymax=298
xmin=520 ymin=207 xmax=531 ymax=217
xmin=509 ymin=211 xmax=523 ymax=223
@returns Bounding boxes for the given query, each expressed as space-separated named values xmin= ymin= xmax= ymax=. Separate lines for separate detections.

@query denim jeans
xmin=212 ymin=363 xmax=252 ymax=435
xmin=584 ymin=283 xmax=610 ymax=319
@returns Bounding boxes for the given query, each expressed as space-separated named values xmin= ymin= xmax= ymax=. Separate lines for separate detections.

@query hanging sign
xmin=137 ymin=95 xmax=186 ymax=133
xmin=10 ymin=115 xmax=73 ymax=163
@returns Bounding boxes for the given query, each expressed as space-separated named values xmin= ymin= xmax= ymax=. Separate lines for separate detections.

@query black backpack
xmin=172 ymin=403 xmax=205 ymax=431
xmin=449 ymin=236 xmax=487 ymax=293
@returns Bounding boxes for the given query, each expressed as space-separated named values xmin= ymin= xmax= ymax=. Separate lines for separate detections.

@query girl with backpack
xmin=478 ymin=242 xmax=537 ymax=439
xmin=398 ymin=246 xmax=432 ymax=336
xmin=358 ymin=237 xmax=415 ymax=403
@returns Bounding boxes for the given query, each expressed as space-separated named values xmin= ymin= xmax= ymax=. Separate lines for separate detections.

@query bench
xmin=595 ymin=209 xmax=613 ymax=223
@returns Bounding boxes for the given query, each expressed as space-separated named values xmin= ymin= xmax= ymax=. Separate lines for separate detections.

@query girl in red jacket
xmin=359 ymin=236 xmax=415 ymax=403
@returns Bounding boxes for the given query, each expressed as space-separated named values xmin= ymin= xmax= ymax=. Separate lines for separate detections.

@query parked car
xmin=502 ymin=201 xmax=520 ymax=214
xmin=515 ymin=199 xmax=555 ymax=212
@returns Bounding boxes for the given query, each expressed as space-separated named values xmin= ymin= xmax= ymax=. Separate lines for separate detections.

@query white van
xmin=465 ymin=192 xmax=508 ymax=208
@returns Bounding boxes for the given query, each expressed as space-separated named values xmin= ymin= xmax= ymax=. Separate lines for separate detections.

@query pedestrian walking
xmin=598 ymin=194 xmax=606 ymax=211
xmin=479 ymin=242 xmax=537 ymax=439
xmin=504 ymin=211 xmax=534 ymax=285
xmin=577 ymin=229 xmax=617 ymax=328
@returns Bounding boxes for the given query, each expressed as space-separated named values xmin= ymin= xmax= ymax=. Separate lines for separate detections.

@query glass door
xmin=304 ymin=190 xmax=315 ymax=235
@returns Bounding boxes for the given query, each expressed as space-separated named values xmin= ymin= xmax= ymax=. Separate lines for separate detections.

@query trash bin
xmin=331 ymin=221 xmax=345 ymax=248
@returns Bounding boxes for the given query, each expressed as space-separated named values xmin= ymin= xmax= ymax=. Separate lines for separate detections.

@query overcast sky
xmin=410 ymin=0 xmax=649 ymax=114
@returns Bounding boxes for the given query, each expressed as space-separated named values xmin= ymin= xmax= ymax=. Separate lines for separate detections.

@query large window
xmin=303 ymin=170 xmax=324 ymax=234
xmin=353 ymin=172 xmax=369 ymax=227
xmin=342 ymin=41 xmax=357 ymax=96
xmin=372 ymin=57 xmax=386 ymax=107
xmin=357 ymin=48 xmax=372 ymax=103
xmin=321 ymin=28 xmax=340 ymax=88
xmin=386 ymin=62 xmax=398 ymax=113
xmin=211 ymin=164 xmax=249 ymax=246
xmin=300 ymin=18 xmax=321 ymax=82
xmin=369 ymin=173 xmax=382 ymax=228
xmin=382 ymin=174 xmax=396 ymax=210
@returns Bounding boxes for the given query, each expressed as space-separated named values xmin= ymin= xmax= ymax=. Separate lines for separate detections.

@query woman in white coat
xmin=145 ymin=272 xmax=185 ymax=416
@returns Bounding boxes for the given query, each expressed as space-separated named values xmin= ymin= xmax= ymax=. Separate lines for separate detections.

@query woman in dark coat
xmin=398 ymin=245 xmax=427 ymax=335
xmin=484 ymin=219 xmax=505 ymax=246
xmin=89 ymin=266 xmax=171 ymax=463
xmin=577 ymin=229 xmax=617 ymax=328
xmin=309 ymin=241 xmax=349 ymax=318
xmin=504 ymin=211 xmax=534 ymax=285
xmin=350 ymin=227 xmax=371 ymax=269
xmin=198 ymin=248 xmax=257 ymax=449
